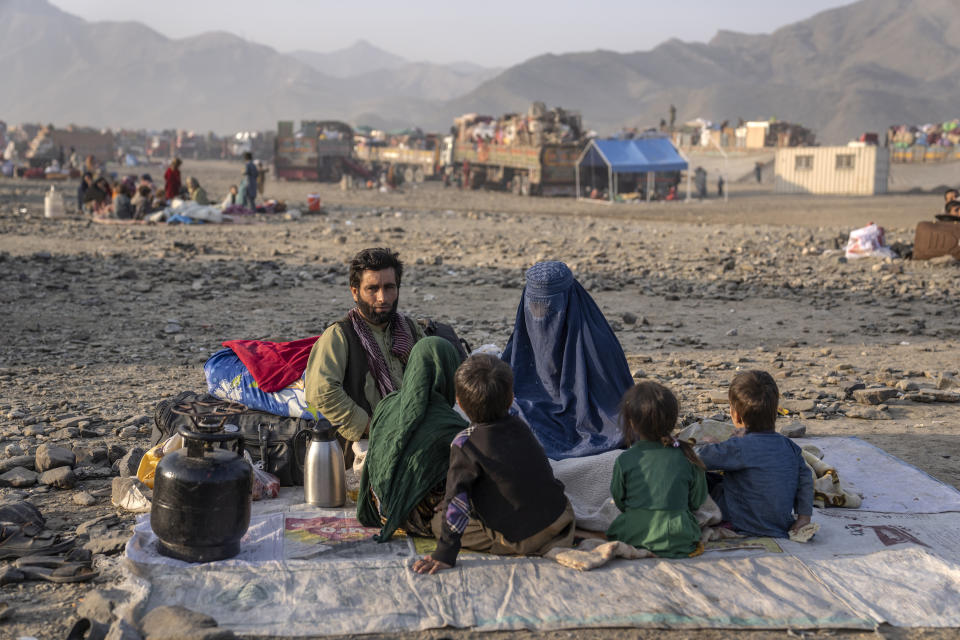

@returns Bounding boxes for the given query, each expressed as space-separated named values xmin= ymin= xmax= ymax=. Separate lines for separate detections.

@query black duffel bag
xmin=152 ymin=391 xmax=325 ymax=487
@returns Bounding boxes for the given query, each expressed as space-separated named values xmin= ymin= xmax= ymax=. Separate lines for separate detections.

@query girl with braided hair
xmin=606 ymin=381 xmax=707 ymax=558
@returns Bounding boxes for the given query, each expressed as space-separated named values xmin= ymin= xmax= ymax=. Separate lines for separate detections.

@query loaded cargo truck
xmin=441 ymin=104 xmax=586 ymax=196
xmin=275 ymin=120 xmax=359 ymax=182
xmin=353 ymin=135 xmax=442 ymax=183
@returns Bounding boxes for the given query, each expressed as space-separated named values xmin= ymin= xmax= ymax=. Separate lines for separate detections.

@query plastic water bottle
xmin=44 ymin=185 xmax=65 ymax=219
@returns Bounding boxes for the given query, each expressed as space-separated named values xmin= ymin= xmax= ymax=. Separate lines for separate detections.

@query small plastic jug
xmin=44 ymin=185 xmax=65 ymax=219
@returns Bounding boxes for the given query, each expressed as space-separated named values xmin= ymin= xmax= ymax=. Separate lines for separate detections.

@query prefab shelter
xmin=576 ymin=138 xmax=689 ymax=202
xmin=774 ymin=144 xmax=889 ymax=195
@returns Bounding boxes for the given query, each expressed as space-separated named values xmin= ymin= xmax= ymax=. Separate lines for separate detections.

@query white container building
xmin=774 ymin=144 xmax=889 ymax=195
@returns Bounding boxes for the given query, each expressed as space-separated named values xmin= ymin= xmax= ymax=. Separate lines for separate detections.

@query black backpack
xmin=418 ymin=318 xmax=471 ymax=362
xmin=152 ymin=391 xmax=324 ymax=486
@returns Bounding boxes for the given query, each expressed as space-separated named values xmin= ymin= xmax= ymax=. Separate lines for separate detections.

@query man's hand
xmin=412 ymin=555 xmax=452 ymax=574
xmin=790 ymin=514 xmax=811 ymax=532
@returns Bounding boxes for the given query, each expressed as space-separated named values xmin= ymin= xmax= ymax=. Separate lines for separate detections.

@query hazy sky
xmin=50 ymin=0 xmax=857 ymax=67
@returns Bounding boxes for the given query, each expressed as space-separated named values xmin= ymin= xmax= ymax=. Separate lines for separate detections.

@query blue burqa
xmin=503 ymin=261 xmax=633 ymax=460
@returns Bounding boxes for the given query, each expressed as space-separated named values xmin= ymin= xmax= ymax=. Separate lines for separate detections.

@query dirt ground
xmin=0 ymin=158 xmax=958 ymax=639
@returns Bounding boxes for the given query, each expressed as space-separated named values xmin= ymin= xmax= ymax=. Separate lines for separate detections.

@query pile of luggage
xmin=455 ymin=102 xmax=583 ymax=147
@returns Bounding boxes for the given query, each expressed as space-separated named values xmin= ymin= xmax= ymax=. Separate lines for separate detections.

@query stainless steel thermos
xmin=303 ymin=425 xmax=346 ymax=507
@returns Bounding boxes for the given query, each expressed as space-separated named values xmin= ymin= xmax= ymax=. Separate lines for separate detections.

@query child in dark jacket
xmin=412 ymin=354 xmax=574 ymax=574
xmin=696 ymin=370 xmax=813 ymax=538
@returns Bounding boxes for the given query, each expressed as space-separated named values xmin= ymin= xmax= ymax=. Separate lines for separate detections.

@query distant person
xmin=131 ymin=184 xmax=153 ymax=219
xmin=717 ymin=175 xmax=725 ymax=198
xmin=694 ymin=167 xmax=707 ymax=199
xmin=164 ymin=158 xmax=182 ymax=201
xmin=938 ymin=200 xmax=960 ymax=221
xmin=240 ymin=152 xmax=258 ymax=209
xmin=68 ymin=147 xmax=80 ymax=172
xmin=186 ymin=176 xmax=210 ymax=205
xmin=83 ymin=176 xmax=111 ymax=216
xmin=754 ymin=161 xmax=763 ymax=184
xmin=220 ymin=184 xmax=240 ymax=209
xmin=113 ymin=181 xmax=135 ymax=220
xmin=944 ymin=188 xmax=958 ymax=207
xmin=77 ymin=172 xmax=93 ymax=211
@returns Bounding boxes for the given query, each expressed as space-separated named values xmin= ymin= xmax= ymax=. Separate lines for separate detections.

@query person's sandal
xmin=0 ymin=525 xmax=75 ymax=560
xmin=17 ymin=562 xmax=97 ymax=584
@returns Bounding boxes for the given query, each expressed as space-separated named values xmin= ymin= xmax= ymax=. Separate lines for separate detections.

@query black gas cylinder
xmin=151 ymin=425 xmax=252 ymax=562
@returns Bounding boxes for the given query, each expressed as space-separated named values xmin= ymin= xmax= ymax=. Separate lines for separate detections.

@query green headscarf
xmin=357 ymin=336 xmax=468 ymax=541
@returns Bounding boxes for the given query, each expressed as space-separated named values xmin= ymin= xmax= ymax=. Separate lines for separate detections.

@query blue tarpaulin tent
xmin=576 ymin=137 xmax=690 ymax=202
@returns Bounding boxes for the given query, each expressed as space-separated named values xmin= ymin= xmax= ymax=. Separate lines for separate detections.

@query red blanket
xmin=222 ymin=336 xmax=321 ymax=392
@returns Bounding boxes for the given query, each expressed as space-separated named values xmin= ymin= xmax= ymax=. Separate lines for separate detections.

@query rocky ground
xmin=0 ymin=160 xmax=959 ymax=639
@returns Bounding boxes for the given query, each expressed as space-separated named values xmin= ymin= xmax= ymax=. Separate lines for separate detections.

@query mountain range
xmin=2 ymin=0 xmax=958 ymax=142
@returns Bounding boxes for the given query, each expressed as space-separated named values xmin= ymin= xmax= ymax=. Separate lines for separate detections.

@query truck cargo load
xmin=443 ymin=102 xmax=587 ymax=196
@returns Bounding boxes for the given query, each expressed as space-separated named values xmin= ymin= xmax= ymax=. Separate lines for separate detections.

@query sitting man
xmin=304 ymin=248 xmax=424 ymax=461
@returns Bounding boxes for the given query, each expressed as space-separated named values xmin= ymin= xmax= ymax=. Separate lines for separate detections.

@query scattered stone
xmin=3 ymin=444 xmax=24 ymax=458
xmin=77 ymin=514 xmax=122 ymax=537
xmin=74 ymin=445 xmax=110 ymax=467
xmin=0 ymin=455 xmax=35 ymax=473
xmin=845 ymin=406 xmax=892 ymax=420
xmin=778 ymin=422 xmax=807 ymax=438
xmin=852 ymin=388 xmax=898 ymax=405
xmin=622 ymin=312 xmax=637 ymax=325
xmin=936 ymin=373 xmax=959 ymax=390
xmin=22 ymin=424 xmax=46 ymax=437
xmin=780 ymin=399 xmax=817 ymax=414
xmin=35 ymin=443 xmax=77 ymax=472
xmin=74 ymin=465 xmax=115 ymax=480
xmin=896 ymin=380 xmax=920 ymax=392
xmin=78 ymin=588 xmax=129 ymax=624
xmin=140 ymin=605 xmax=234 ymax=640
xmin=0 ymin=467 xmax=38 ymax=487
xmin=39 ymin=466 xmax=76 ymax=489
xmin=73 ymin=490 xmax=97 ymax=506
xmin=53 ymin=415 xmax=94 ymax=429
xmin=901 ymin=390 xmax=960 ymax=403
xmin=108 ymin=444 xmax=128 ymax=463
xmin=83 ymin=532 xmax=131 ymax=555
xmin=118 ymin=425 xmax=140 ymax=440
xmin=117 ymin=447 xmax=146 ymax=477
xmin=704 ymin=392 xmax=729 ymax=405
xmin=843 ymin=382 xmax=866 ymax=398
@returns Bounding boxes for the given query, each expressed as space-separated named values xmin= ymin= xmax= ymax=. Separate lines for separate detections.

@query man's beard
xmin=356 ymin=296 xmax=398 ymax=325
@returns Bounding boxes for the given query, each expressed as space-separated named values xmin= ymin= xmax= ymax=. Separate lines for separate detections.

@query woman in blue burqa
xmin=503 ymin=261 xmax=633 ymax=460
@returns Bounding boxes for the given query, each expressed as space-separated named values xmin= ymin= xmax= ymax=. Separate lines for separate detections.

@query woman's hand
xmin=412 ymin=555 xmax=452 ymax=574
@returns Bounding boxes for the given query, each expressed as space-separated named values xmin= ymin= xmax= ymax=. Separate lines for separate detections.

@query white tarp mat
xmin=121 ymin=437 xmax=960 ymax=635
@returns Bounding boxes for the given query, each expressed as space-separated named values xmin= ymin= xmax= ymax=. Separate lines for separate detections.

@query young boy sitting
xmin=696 ymin=370 xmax=813 ymax=538
xmin=412 ymin=354 xmax=575 ymax=574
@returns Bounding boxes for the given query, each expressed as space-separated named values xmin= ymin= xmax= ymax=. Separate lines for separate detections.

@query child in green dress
xmin=606 ymin=381 xmax=707 ymax=557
